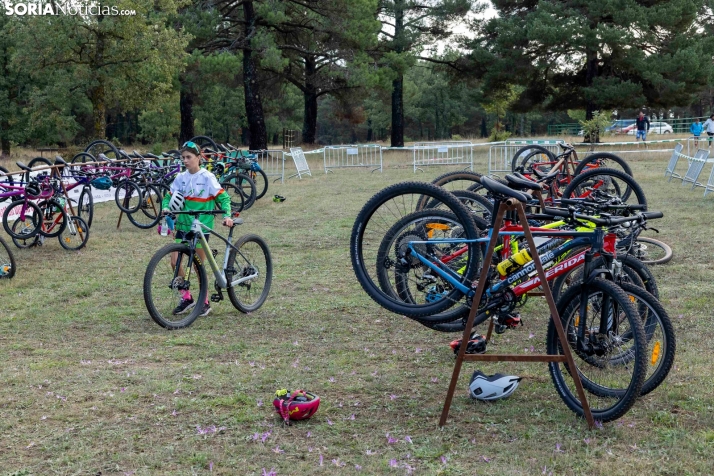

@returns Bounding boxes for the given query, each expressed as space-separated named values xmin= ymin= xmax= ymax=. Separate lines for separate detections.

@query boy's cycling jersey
xmin=162 ymin=168 xmax=231 ymax=232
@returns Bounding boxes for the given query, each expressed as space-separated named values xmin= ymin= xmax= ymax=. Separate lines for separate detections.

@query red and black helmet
xmin=273 ymin=389 xmax=320 ymax=423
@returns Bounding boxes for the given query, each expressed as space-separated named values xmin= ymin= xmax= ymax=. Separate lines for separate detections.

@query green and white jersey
xmin=162 ymin=168 xmax=231 ymax=232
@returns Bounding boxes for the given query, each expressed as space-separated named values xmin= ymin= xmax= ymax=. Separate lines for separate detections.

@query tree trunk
xmin=584 ymin=49 xmax=598 ymax=121
xmin=242 ymin=1 xmax=268 ymax=150
xmin=391 ymin=74 xmax=404 ymax=147
xmin=91 ymin=19 xmax=107 ymax=140
xmin=390 ymin=0 xmax=405 ymax=147
xmin=301 ymin=56 xmax=319 ymax=144
xmin=179 ymin=80 xmax=195 ymax=147
xmin=90 ymin=81 xmax=107 ymax=139
xmin=0 ymin=119 xmax=9 ymax=157
xmin=367 ymin=118 xmax=373 ymax=142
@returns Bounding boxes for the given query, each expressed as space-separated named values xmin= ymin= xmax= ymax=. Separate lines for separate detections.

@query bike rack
xmin=439 ymin=198 xmax=595 ymax=428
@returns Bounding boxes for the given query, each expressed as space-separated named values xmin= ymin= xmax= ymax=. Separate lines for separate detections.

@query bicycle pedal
xmin=211 ymin=293 xmax=223 ymax=303
xmin=450 ymin=335 xmax=487 ymax=355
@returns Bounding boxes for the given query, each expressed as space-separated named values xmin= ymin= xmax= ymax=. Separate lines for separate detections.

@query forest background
xmin=2 ymin=0 xmax=714 ymax=156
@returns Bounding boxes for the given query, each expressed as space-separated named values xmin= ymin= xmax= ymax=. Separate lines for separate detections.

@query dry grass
xmin=1 ymin=149 xmax=713 ymax=475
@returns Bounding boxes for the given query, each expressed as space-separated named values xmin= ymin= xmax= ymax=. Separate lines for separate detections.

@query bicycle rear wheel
xmin=0 ymin=236 xmax=15 ymax=279
xmin=37 ymin=199 xmax=68 ymax=238
xmin=547 ymin=278 xmax=646 ymax=422
xmin=511 ymin=145 xmax=555 ymax=173
xmin=251 ymin=168 xmax=269 ymax=200
xmin=227 ymin=234 xmax=273 ymax=313
xmin=351 ymin=181 xmax=481 ymax=319
xmin=418 ymin=171 xmax=484 ymax=209
xmin=127 ymin=185 xmax=162 ymax=229
xmin=143 ymin=243 xmax=208 ymax=329
xmin=617 ymin=282 xmax=675 ymax=396
xmin=574 ymin=152 xmax=633 ymax=177
xmin=220 ymin=183 xmax=245 ymax=212
xmin=562 ymin=167 xmax=647 ymax=209
xmin=10 ymin=217 xmax=39 ymax=248
xmin=58 ymin=215 xmax=89 ymax=250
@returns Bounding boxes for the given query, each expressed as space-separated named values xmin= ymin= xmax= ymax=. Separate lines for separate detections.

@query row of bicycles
xmin=350 ymin=142 xmax=674 ymax=422
xmin=0 ymin=137 xmax=272 ymax=249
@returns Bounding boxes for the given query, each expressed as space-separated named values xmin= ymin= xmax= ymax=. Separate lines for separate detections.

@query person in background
xmin=702 ymin=114 xmax=714 ymax=148
xmin=691 ymin=118 xmax=703 ymax=148
xmin=635 ymin=111 xmax=650 ymax=147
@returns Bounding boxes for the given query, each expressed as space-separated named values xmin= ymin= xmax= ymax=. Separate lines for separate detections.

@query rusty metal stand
xmin=439 ymin=198 xmax=595 ymax=428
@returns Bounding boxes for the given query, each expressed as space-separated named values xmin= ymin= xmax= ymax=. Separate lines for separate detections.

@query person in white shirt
xmin=702 ymin=114 xmax=714 ymax=148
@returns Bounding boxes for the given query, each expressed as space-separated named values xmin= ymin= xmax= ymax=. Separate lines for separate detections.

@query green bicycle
xmin=143 ymin=209 xmax=273 ymax=329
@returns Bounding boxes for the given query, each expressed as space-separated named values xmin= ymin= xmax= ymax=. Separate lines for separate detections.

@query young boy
xmin=162 ymin=141 xmax=233 ymax=317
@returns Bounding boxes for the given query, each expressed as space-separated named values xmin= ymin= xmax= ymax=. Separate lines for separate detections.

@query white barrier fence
xmin=665 ymin=143 xmax=684 ymax=182
xmin=680 ymin=149 xmax=710 ymax=190
xmin=323 ymin=144 xmax=382 ymax=173
xmin=250 ymin=149 xmax=286 ymax=183
xmin=488 ymin=140 xmax=563 ymax=175
xmin=287 ymin=147 xmax=313 ymax=179
xmin=412 ymin=142 xmax=473 ymax=172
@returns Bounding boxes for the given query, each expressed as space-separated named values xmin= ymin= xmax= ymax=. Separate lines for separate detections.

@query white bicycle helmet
xmin=468 ymin=370 xmax=521 ymax=401
xmin=168 ymin=191 xmax=185 ymax=212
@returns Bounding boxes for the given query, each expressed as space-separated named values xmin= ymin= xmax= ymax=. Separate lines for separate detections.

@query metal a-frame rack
xmin=439 ymin=193 xmax=595 ymax=428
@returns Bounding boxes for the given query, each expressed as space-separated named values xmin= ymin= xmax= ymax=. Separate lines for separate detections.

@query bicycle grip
xmin=641 ymin=211 xmax=663 ymax=220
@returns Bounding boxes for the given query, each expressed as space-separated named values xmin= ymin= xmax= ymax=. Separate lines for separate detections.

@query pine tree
xmin=464 ymin=0 xmax=714 ymax=119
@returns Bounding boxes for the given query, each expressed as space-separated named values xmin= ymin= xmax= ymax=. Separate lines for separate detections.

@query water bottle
xmin=159 ymin=216 xmax=168 ymax=236
xmin=166 ymin=215 xmax=174 ymax=231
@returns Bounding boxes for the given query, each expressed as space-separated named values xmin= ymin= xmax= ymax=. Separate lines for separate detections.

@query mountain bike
xmin=143 ymin=210 xmax=273 ymax=329
xmin=351 ymin=179 xmax=650 ymax=421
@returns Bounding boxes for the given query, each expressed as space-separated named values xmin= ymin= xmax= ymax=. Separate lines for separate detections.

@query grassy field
xmin=1 ymin=150 xmax=713 ymax=475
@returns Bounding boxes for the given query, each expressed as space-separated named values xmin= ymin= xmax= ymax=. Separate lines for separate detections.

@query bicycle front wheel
xmin=78 ymin=186 xmax=94 ymax=228
xmin=547 ymin=278 xmax=646 ymax=422
xmin=227 ymin=234 xmax=273 ymax=313
xmin=625 ymin=236 xmax=672 ymax=265
xmin=143 ymin=243 xmax=208 ymax=329
xmin=0 ymin=236 xmax=16 ymax=279
xmin=115 ymin=180 xmax=143 ymax=214
xmin=351 ymin=181 xmax=481 ymax=319
xmin=2 ymin=200 xmax=42 ymax=239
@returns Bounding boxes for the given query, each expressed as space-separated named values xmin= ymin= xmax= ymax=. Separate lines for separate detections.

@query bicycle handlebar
xmin=542 ymin=207 xmax=662 ymax=227
xmin=559 ymin=197 xmax=647 ymax=211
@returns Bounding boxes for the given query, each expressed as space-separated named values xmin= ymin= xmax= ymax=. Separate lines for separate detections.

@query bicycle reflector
xmin=273 ymin=195 xmax=286 ymax=203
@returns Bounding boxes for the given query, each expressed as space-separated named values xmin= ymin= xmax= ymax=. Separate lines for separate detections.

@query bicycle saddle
xmin=15 ymin=161 xmax=31 ymax=172
xmin=54 ymin=157 xmax=67 ymax=166
xmin=480 ymin=176 xmax=529 ymax=203
xmin=505 ymin=174 xmax=542 ymax=192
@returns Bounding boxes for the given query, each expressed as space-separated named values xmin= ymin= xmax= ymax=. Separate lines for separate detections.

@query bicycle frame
xmin=407 ymin=227 xmax=614 ymax=300
xmin=182 ymin=217 xmax=258 ymax=289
